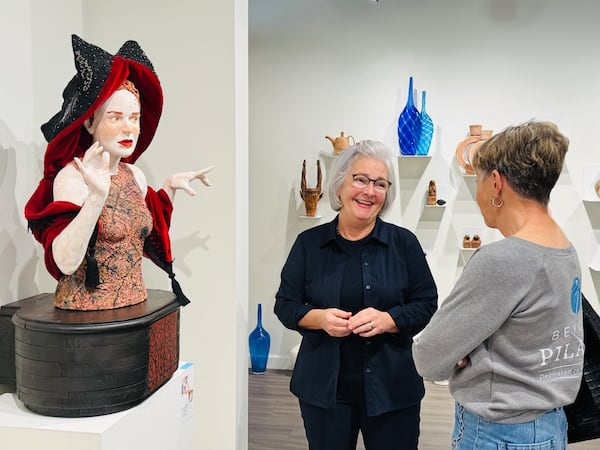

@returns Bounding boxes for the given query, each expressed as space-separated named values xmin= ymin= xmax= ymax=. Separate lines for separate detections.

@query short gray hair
xmin=327 ymin=140 xmax=396 ymax=216
xmin=473 ymin=120 xmax=569 ymax=206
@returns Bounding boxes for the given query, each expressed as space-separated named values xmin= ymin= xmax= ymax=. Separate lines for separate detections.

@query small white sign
xmin=179 ymin=362 xmax=194 ymax=422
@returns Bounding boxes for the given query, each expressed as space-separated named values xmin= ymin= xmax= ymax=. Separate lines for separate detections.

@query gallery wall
xmin=0 ymin=0 xmax=247 ymax=449
xmin=249 ymin=0 xmax=600 ymax=369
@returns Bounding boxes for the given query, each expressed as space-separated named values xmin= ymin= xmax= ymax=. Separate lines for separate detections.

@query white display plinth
xmin=0 ymin=361 xmax=194 ymax=450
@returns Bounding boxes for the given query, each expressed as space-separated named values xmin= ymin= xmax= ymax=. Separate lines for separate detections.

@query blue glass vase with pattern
xmin=416 ymin=90 xmax=433 ymax=156
xmin=249 ymin=303 xmax=270 ymax=374
xmin=397 ymin=76 xmax=421 ymax=155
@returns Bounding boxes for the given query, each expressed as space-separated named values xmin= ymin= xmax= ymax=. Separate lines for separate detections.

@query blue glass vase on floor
xmin=416 ymin=90 xmax=433 ymax=156
xmin=397 ymin=76 xmax=421 ymax=155
xmin=249 ymin=303 xmax=270 ymax=374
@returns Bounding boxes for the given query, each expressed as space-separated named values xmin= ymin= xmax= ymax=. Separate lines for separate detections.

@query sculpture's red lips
xmin=119 ymin=140 xmax=133 ymax=148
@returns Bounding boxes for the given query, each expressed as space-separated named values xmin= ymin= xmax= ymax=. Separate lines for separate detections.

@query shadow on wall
xmin=135 ymin=157 xmax=213 ymax=279
xmin=0 ymin=120 xmax=44 ymax=306
xmin=171 ymin=231 xmax=212 ymax=277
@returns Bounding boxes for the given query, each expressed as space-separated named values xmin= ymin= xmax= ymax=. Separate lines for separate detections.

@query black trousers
xmin=299 ymin=398 xmax=420 ymax=450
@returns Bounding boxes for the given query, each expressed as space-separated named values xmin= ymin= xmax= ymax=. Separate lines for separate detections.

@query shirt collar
xmin=321 ymin=215 xmax=390 ymax=248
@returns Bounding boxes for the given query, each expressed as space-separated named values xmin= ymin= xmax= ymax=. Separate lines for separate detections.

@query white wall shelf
xmin=459 ymin=247 xmax=478 ymax=265
xmin=420 ymin=204 xmax=446 ymax=222
xmin=318 ymin=151 xmax=337 ymax=176
xmin=397 ymin=155 xmax=432 ymax=180
xmin=397 ymin=156 xmax=433 ymax=214
xmin=582 ymin=164 xmax=600 ymax=201
xmin=590 ymin=230 xmax=600 ymax=271
xmin=583 ymin=200 xmax=600 ymax=229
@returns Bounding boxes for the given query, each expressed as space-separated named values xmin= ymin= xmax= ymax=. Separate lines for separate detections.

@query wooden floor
xmin=248 ymin=370 xmax=599 ymax=449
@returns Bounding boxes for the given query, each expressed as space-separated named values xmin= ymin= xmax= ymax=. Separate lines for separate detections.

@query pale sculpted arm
xmin=128 ymin=163 xmax=148 ymax=197
xmin=51 ymin=143 xmax=111 ymax=275
xmin=161 ymin=165 xmax=214 ymax=202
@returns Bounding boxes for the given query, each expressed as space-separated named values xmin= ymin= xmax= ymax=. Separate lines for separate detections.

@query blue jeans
xmin=451 ymin=402 xmax=567 ymax=449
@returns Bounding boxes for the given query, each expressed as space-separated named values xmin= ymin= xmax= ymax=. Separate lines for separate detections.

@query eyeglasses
xmin=351 ymin=173 xmax=392 ymax=193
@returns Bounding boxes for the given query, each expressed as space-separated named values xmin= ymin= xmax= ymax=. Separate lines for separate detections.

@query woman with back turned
xmin=413 ymin=121 xmax=583 ymax=449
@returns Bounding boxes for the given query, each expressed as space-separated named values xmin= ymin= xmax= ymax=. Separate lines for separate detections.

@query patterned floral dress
xmin=54 ymin=163 xmax=153 ymax=310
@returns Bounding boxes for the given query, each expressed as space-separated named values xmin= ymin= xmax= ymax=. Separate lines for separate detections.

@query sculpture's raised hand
xmin=163 ymin=165 xmax=215 ymax=200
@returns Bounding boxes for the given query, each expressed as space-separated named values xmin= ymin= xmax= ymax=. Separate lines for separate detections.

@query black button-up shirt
xmin=274 ymin=216 xmax=438 ymax=416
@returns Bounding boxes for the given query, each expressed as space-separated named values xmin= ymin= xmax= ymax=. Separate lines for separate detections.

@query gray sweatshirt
xmin=412 ymin=237 xmax=583 ymax=423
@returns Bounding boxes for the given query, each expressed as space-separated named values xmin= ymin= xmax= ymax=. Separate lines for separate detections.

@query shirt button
xmin=365 ymin=285 xmax=371 ymax=290
xmin=366 ymin=368 xmax=371 ymax=373
xmin=365 ymin=340 xmax=371 ymax=346
xmin=364 ymin=262 xmax=369 ymax=266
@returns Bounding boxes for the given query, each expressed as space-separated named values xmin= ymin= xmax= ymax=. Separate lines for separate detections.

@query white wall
xmin=1 ymin=0 xmax=248 ymax=449
xmin=249 ymin=0 xmax=600 ymax=369
xmin=0 ymin=0 xmax=81 ymax=305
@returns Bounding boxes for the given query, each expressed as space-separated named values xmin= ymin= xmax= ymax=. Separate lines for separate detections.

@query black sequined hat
xmin=41 ymin=34 xmax=156 ymax=143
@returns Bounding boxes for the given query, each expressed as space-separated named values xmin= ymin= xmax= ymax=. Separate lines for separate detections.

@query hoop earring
xmin=490 ymin=196 xmax=504 ymax=208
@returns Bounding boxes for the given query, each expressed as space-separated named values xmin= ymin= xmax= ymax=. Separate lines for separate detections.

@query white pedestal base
xmin=0 ymin=361 xmax=194 ymax=450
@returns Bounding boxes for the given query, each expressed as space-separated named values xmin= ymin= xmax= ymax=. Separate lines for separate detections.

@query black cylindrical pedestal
xmin=10 ymin=289 xmax=180 ymax=417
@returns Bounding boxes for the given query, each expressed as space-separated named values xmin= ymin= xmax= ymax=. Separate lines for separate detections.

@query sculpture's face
xmin=89 ymin=89 xmax=141 ymax=159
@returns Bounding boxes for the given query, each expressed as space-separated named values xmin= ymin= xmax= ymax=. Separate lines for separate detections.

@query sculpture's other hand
xmin=163 ymin=165 xmax=215 ymax=200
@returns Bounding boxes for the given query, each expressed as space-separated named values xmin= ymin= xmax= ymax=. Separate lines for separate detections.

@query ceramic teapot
xmin=326 ymin=131 xmax=355 ymax=155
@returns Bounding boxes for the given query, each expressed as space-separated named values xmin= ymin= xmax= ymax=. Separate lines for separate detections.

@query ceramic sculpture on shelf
xmin=300 ymin=159 xmax=323 ymax=217
xmin=416 ymin=91 xmax=433 ymax=156
xmin=427 ymin=180 xmax=437 ymax=205
xmin=326 ymin=131 xmax=355 ymax=155
xmin=455 ymin=124 xmax=484 ymax=175
xmin=466 ymin=129 xmax=493 ymax=170
xmin=397 ymin=76 xmax=421 ymax=155
xmin=462 ymin=234 xmax=482 ymax=249
xmin=595 ymin=179 xmax=600 ymax=198
xmin=463 ymin=235 xmax=471 ymax=249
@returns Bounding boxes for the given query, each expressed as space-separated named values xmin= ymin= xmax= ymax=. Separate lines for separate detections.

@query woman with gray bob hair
xmin=275 ymin=138 xmax=436 ymax=449
xmin=328 ymin=140 xmax=397 ymax=216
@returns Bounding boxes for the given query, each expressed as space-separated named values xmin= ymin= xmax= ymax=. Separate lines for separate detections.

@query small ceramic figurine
xmin=463 ymin=235 xmax=471 ymax=249
xmin=471 ymin=235 xmax=481 ymax=248
xmin=426 ymin=180 xmax=437 ymax=205
xmin=300 ymin=160 xmax=323 ymax=217
xmin=595 ymin=179 xmax=600 ymax=198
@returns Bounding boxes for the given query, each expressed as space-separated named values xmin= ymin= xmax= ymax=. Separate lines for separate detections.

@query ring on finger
xmin=370 ymin=321 xmax=374 ymax=330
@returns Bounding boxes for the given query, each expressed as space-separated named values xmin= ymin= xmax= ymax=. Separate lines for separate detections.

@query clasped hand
xmin=321 ymin=307 xmax=395 ymax=337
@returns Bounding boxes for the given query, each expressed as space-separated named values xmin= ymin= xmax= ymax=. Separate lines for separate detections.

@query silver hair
xmin=327 ymin=140 xmax=397 ymax=216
